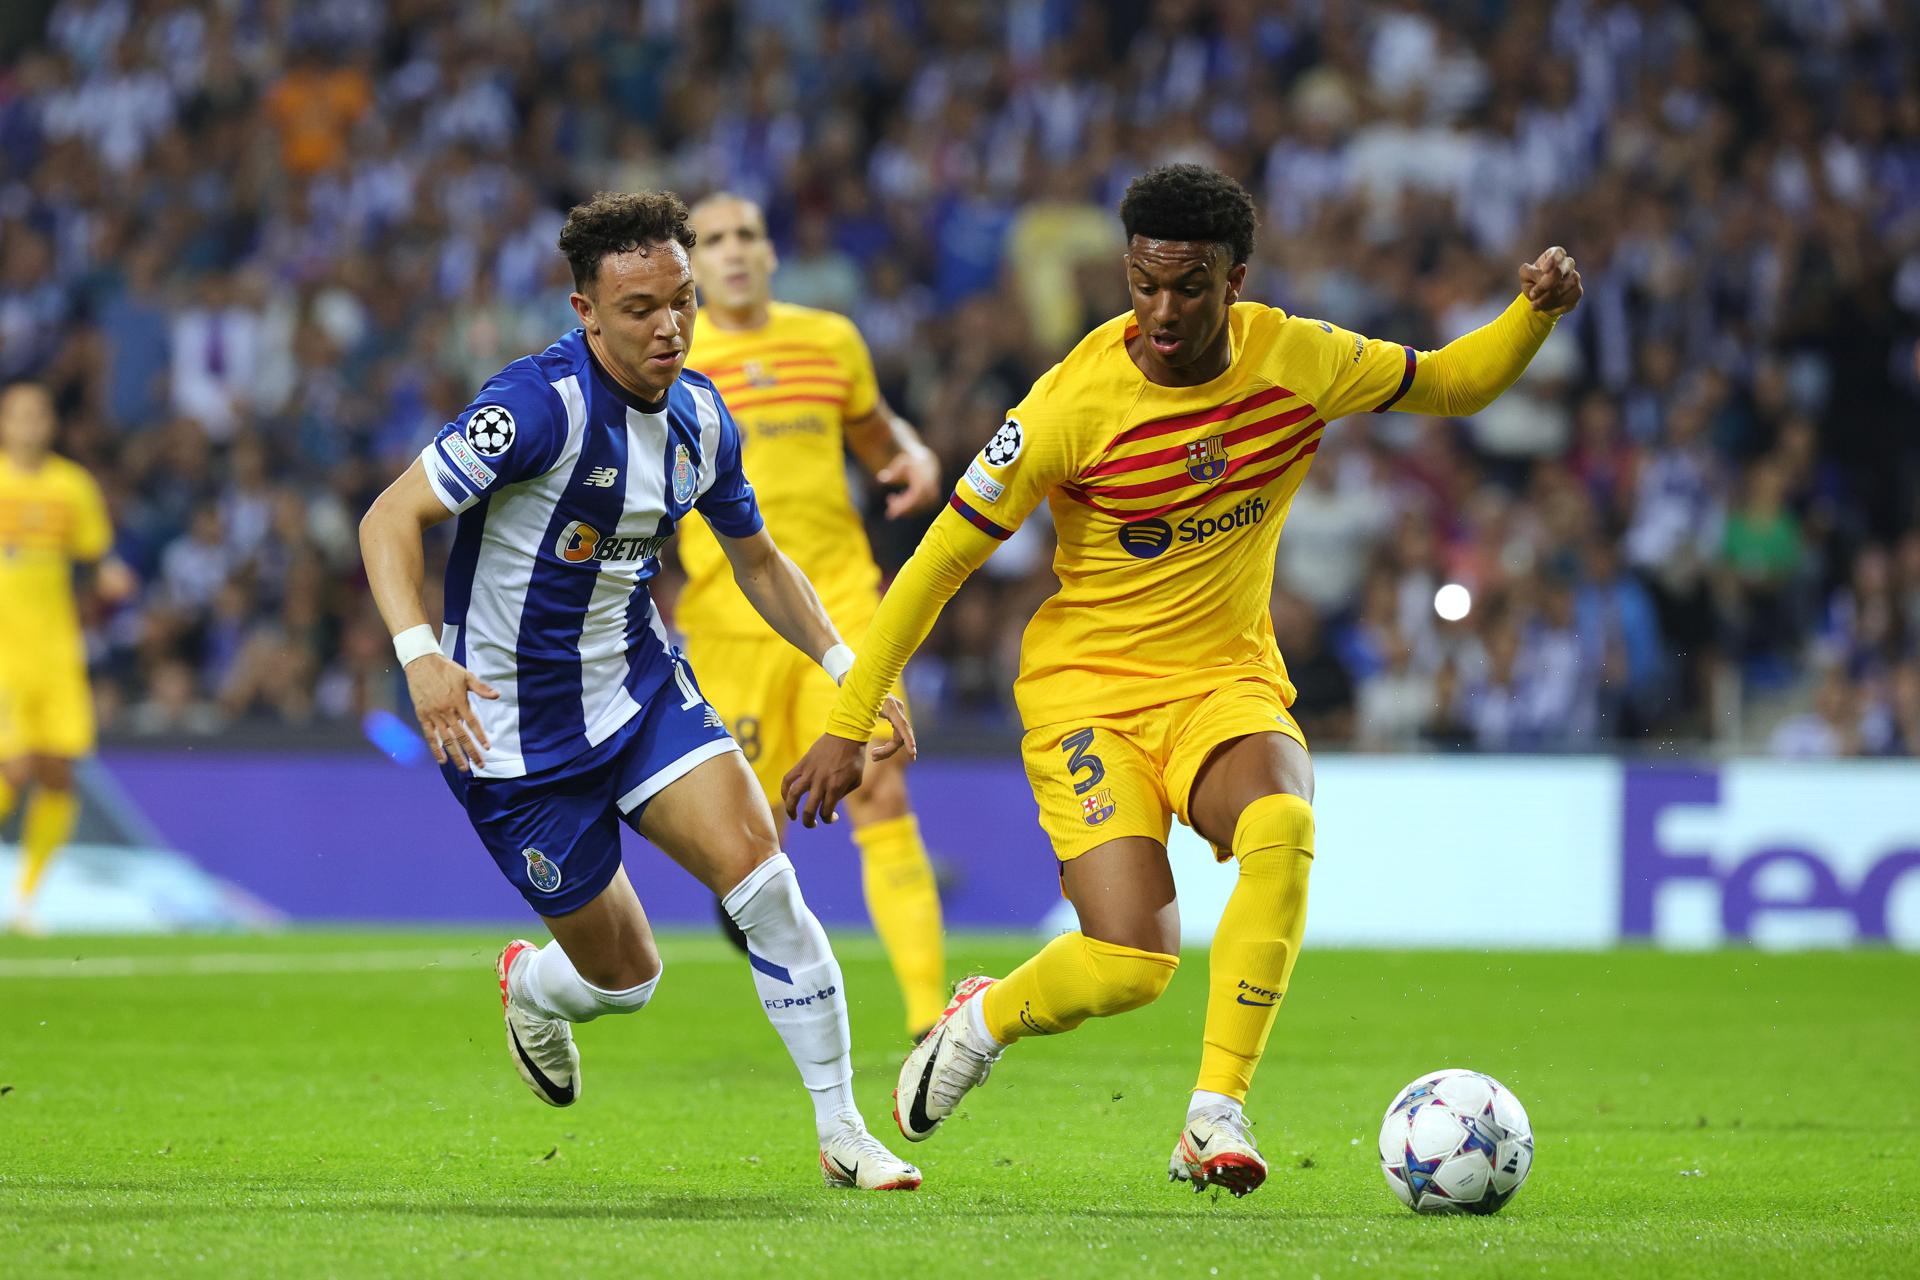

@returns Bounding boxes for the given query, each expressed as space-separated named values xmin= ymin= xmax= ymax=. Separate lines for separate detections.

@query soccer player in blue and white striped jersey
xmin=360 ymin=191 xmax=921 ymax=1191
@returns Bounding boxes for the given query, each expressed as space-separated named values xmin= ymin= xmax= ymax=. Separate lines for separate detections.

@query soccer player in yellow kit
xmin=0 ymin=380 xmax=133 ymax=934
xmin=680 ymin=193 xmax=950 ymax=1036
xmin=784 ymin=164 xmax=1583 ymax=1195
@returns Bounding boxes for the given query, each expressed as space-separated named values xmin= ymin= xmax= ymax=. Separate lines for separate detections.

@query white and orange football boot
xmin=1169 ymin=1104 xmax=1268 ymax=1197
xmin=893 ymin=976 xmax=1002 ymax=1142
xmin=819 ymin=1119 xmax=923 ymax=1190
xmin=496 ymin=939 xmax=580 ymax=1107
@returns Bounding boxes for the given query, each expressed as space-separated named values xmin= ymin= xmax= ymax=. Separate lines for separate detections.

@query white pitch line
xmin=0 ymin=949 xmax=481 ymax=980
xmin=0 ymin=935 xmax=900 ymax=980
xmin=0 ymin=932 xmax=913 ymax=982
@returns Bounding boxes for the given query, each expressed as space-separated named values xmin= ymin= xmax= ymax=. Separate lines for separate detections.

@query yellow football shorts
xmin=0 ymin=654 xmax=95 ymax=760
xmin=683 ymin=618 xmax=904 ymax=813
xmin=1020 ymin=677 xmax=1308 ymax=862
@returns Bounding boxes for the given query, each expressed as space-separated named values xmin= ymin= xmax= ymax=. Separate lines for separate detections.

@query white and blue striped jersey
xmin=420 ymin=328 xmax=762 ymax=779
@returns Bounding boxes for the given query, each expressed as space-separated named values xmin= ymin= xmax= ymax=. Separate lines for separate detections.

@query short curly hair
xmin=1119 ymin=164 xmax=1257 ymax=266
xmin=558 ymin=191 xmax=697 ymax=291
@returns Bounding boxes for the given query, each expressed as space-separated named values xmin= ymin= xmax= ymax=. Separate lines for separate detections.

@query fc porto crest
xmin=671 ymin=442 xmax=696 ymax=504
xmin=1081 ymin=788 xmax=1116 ymax=826
xmin=1186 ymin=434 xmax=1228 ymax=484
xmin=522 ymin=847 xmax=563 ymax=894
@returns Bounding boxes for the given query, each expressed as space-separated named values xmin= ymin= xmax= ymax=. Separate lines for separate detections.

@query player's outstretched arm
xmin=1395 ymin=246 xmax=1582 ymax=418
xmin=781 ymin=504 xmax=998 ymax=828
xmin=846 ymin=394 xmax=942 ymax=519
xmin=720 ymin=525 xmax=917 ymax=797
xmin=715 ymin=524 xmax=849 ymax=670
xmin=359 ymin=458 xmax=499 ymax=772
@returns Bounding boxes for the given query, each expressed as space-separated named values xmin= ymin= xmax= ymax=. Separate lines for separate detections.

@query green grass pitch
xmin=1 ymin=931 xmax=1915 ymax=1278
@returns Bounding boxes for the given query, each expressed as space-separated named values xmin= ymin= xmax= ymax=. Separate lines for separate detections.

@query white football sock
xmin=965 ymin=987 xmax=1002 ymax=1052
xmin=722 ymin=852 xmax=858 ymax=1139
xmin=510 ymin=941 xmax=660 ymax=1023
xmin=1189 ymin=1089 xmax=1245 ymax=1119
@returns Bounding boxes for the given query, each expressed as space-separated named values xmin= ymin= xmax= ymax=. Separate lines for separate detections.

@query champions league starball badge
xmin=466 ymin=405 xmax=516 ymax=456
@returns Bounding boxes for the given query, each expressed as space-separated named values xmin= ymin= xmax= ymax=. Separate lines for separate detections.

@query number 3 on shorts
xmin=1059 ymin=727 xmax=1105 ymax=796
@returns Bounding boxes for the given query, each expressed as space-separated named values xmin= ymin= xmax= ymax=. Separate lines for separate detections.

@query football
xmin=1377 ymin=1069 xmax=1533 ymax=1215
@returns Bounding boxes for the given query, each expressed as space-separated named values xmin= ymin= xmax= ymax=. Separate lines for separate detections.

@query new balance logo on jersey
xmin=583 ymin=466 xmax=619 ymax=488
xmin=554 ymin=520 xmax=669 ymax=565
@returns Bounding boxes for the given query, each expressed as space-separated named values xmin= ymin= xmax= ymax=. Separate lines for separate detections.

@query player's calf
xmin=719 ymin=853 xmax=868 ymax=1142
xmin=496 ymin=938 xmax=660 ymax=1108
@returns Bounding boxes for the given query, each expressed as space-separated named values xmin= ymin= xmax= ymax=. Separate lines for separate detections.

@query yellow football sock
xmin=17 ymin=787 xmax=78 ymax=906
xmin=982 ymin=931 xmax=1178 ymax=1044
xmin=1196 ymin=793 xmax=1314 ymax=1100
xmin=0 ymin=775 xmax=16 ymax=822
xmin=852 ymin=814 xmax=948 ymax=1032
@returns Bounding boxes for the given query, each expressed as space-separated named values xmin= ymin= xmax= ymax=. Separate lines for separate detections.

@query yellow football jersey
xmin=677 ymin=301 xmax=884 ymax=636
xmin=0 ymin=452 xmax=111 ymax=662
xmin=947 ymin=302 xmax=1421 ymax=729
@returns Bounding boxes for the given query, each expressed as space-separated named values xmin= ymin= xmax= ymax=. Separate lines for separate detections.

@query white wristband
xmin=392 ymin=624 xmax=440 ymax=668
xmin=821 ymin=643 xmax=856 ymax=686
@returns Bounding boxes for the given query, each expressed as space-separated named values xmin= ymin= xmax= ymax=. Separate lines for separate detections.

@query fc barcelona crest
xmin=1081 ymin=788 xmax=1116 ymax=827
xmin=743 ymin=360 xmax=777 ymax=389
xmin=672 ymin=442 xmax=697 ymax=503
xmin=1186 ymin=434 xmax=1228 ymax=483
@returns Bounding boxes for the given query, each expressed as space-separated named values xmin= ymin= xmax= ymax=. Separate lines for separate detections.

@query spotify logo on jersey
xmin=1117 ymin=518 xmax=1174 ymax=559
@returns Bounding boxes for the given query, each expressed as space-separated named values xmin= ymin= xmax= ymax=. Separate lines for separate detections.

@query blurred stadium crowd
xmin=2 ymin=0 xmax=1918 ymax=755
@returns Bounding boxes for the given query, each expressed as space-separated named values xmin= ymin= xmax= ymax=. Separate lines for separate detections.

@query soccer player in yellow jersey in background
xmin=680 ymin=194 xmax=950 ymax=1036
xmin=785 ymin=164 xmax=1583 ymax=1195
xmin=0 ymin=381 xmax=135 ymax=934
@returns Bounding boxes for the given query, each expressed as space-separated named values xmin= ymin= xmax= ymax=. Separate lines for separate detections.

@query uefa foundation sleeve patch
xmin=964 ymin=458 xmax=1004 ymax=502
xmin=439 ymin=432 xmax=497 ymax=488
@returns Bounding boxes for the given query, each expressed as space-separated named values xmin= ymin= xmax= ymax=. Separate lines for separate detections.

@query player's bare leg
xmin=10 ymin=755 xmax=79 ymax=936
xmin=841 ymin=751 xmax=947 ymax=1037
xmin=1168 ymin=730 xmax=1316 ymax=1196
xmin=497 ymin=866 xmax=664 ymax=1106
xmin=895 ymin=837 xmax=1179 ymax=1140
xmin=641 ymin=751 xmax=919 ymax=1189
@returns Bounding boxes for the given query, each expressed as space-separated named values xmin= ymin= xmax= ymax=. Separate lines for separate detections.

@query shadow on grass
xmin=8 ymin=1175 xmax=1352 ymax=1225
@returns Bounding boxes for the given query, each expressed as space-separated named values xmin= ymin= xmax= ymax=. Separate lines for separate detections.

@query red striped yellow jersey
xmin=950 ymin=302 xmax=1419 ymax=728
xmin=677 ymin=301 xmax=883 ymax=636
xmin=0 ymin=452 xmax=111 ymax=663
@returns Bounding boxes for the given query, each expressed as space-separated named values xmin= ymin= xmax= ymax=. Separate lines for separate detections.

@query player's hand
xmin=871 ymin=694 xmax=918 ymax=763
xmin=1519 ymin=246 xmax=1581 ymax=316
xmin=876 ymin=443 xmax=942 ymax=519
xmin=95 ymin=557 xmax=138 ymax=604
xmin=782 ymin=733 xmax=869 ymax=829
xmin=404 ymin=653 xmax=499 ymax=772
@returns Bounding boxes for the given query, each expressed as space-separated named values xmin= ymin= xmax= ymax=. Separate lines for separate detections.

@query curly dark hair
xmin=1119 ymin=164 xmax=1257 ymax=266
xmin=558 ymin=191 xmax=697 ymax=291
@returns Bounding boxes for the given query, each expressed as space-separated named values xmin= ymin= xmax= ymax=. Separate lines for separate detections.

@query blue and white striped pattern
xmin=419 ymin=330 xmax=761 ymax=778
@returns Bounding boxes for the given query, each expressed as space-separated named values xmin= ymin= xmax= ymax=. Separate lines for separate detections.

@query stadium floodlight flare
xmin=1378 ymin=1069 xmax=1534 ymax=1214
xmin=1434 ymin=582 xmax=1472 ymax=621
